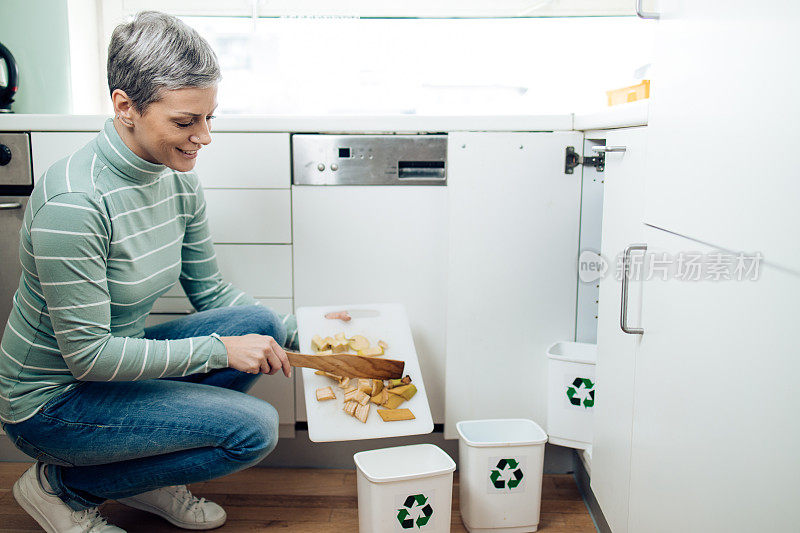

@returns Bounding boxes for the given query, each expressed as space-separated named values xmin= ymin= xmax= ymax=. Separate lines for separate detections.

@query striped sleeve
xmin=180 ymin=179 xmax=299 ymax=349
xmin=31 ymin=193 xmax=229 ymax=381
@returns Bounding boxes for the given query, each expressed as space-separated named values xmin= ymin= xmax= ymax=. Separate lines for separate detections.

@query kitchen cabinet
xmin=587 ymin=1 xmax=800 ymax=530
xmin=627 ymin=226 xmax=799 ymax=531
xmin=642 ymin=1 xmax=800 ymax=272
xmin=590 ymin=126 xmax=647 ymax=533
xmin=444 ymin=131 xmax=582 ymax=438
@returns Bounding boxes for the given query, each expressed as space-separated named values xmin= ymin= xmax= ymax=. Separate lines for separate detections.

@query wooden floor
xmin=0 ymin=463 xmax=596 ymax=532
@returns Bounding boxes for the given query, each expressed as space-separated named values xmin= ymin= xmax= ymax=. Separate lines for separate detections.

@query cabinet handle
xmin=636 ymin=0 xmax=660 ymax=20
xmin=621 ymin=243 xmax=647 ymax=335
xmin=592 ymin=146 xmax=627 ymax=153
xmin=0 ymin=202 xmax=22 ymax=210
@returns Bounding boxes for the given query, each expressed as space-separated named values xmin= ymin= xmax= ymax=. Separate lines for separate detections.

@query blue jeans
xmin=2 ymin=305 xmax=287 ymax=511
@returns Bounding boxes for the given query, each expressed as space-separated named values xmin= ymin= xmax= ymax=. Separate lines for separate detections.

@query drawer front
xmin=163 ymin=245 xmax=292 ymax=298
xmin=204 ymin=189 xmax=291 ymax=244
xmin=151 ymin=297 xmax=292 ymax=315
xmin=194 ymin=133 xmax=290 ymax=189
xmin=217 ymin=245 xmax=292 ymax=297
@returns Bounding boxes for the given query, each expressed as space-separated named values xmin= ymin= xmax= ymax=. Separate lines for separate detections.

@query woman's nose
xmin=190 ymin=128 xmax=212 ymax=146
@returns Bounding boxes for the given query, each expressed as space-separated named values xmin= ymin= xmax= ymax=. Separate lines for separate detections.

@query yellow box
xmin=606 ymin=79 xmax=650 ymax=106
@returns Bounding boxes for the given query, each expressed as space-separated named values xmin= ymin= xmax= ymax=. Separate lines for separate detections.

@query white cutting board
xmin=296 ymin=303 xmax=434 ymax=442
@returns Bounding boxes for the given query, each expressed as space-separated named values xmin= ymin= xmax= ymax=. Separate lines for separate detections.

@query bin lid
xmin=456 ymin=419 xmax=548 ymax=447
xmin=353 ymin=444 xmax=456 ymax=483
xmin=546 ymin=341 xmax=597 ymax=364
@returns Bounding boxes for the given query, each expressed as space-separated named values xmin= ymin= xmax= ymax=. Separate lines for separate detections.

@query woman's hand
xmin=220 ymin=334 xmax=291 ymax=377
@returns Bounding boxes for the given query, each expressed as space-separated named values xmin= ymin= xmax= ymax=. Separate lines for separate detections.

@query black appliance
xmin=0 ymin=42 xmax=19 ymax=113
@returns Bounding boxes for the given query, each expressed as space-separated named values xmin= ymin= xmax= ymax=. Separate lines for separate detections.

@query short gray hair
xmin=107 ymin=11 xmax=220 ymax=113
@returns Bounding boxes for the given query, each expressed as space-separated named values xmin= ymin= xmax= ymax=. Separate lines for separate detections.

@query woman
xmin=0 ymin=11 xmax=300 ymax=532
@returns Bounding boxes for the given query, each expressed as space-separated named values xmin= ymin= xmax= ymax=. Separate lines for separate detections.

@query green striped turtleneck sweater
xmin=0 ymin=118 xmax=297 ymax=424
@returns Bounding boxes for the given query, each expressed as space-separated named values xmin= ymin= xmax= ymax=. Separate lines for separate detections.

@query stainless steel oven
xmin=0 ymin=133 xmax=32 ymax=328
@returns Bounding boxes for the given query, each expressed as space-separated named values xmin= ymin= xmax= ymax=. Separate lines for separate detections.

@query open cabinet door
xmin=444 ymin=131 xmax=582 ymax=438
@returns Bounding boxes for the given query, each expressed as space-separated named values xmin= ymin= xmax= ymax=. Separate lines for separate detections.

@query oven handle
xmin=0 ymin=202 xmax=23 ymax=210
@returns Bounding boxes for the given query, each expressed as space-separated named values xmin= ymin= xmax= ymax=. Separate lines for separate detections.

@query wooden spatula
xmin=286 ymin=352 xmax=405 ymax=379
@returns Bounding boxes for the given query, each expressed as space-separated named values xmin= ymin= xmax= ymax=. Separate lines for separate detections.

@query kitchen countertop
xmin=0 ymin=103 xmax=647 ymax=132
xmin=0 ymin=113 xmax=573 ymax=133
xmin=573 ymin=100 xmax=649 ymax=130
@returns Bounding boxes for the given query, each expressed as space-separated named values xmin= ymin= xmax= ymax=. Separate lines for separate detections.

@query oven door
xmin=0 ymin=197 xmax=27 ymax=328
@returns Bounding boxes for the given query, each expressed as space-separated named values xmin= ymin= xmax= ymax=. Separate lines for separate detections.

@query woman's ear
xmin=111 ymin=89 xmax=136 ymax=126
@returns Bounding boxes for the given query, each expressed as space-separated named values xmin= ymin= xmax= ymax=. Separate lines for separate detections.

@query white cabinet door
xmin=193 ymin=133 xmax=290 ymax=189
xmin=31 ymin=132 xmax=96 ymax=181
xmin=643 ymin=0 xmax=800 ymax=272
xmin=444 ymin=132 xmax=582 ymax=438
xmin=590 ymin=127 xmax=647 ymax=533
xmin=627 ymin=226 xmax=800 ymax=532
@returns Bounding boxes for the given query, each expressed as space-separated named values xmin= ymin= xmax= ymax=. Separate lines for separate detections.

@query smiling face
xmin=112 ymin=86 xmax=218 ymax=172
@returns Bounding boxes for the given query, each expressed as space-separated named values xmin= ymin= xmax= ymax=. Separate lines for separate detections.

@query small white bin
xmin=546 ymin=341 xmax=597 ymax=449
xmin=354 ymin=444 xmax=456 ymax=532
xmin=456 ymin=419 xmax=548 ymax=532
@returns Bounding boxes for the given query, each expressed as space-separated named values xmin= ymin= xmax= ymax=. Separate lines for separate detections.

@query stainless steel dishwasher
xmin=0 ymin=133 xmax=32 ymax=329
xmin=291 ymin=134 xmax=449 ymax=424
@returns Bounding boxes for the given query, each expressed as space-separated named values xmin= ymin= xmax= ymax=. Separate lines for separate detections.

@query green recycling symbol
xmin=567 ymin=377 xmax=595 ymax=408
xmin=397 ymin=494 xmax=433 ymax=529
xmin=490 ymin=458 xmax=524 ymax=489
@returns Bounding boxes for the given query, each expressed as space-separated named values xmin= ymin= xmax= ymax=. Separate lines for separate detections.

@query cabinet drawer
xmin=194 ymin=133 xmax=290 ymax=189
xmin=162 ymin=245 xmax=291 ymax=298
xmin=218 ymin=245 xmax=292 ymax=297
xmin=151 ymin=297 xmax=292 ymax=315
xmin=204 ymin=189 xmax=291 ymax=244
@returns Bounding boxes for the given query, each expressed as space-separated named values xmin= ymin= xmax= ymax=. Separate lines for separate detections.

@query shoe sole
xmin=117 ymin=498 xmax=226 ymax=531
xmin=13 ymin=475 xmax=58 ymax=533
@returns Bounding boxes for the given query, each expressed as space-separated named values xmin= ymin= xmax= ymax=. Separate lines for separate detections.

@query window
xmin=75 ymin=1 xmax=655 ymax=115
xmin=183 ymin=16 xmax=654 ymax=115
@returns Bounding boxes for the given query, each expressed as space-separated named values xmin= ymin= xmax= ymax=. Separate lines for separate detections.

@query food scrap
xmin=311 ymin=332 xmax=388 ymax=357
xmin=315 ymin=387 xmax=336 ymax=401
xmin=311 ymin=332 xmax=415 ymax=422
xmin=377 ymin=408 xmax=416 ymax=422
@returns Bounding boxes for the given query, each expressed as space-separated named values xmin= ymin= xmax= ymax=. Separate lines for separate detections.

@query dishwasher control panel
xmin=292 ymin=134 xmax=446 ymax=185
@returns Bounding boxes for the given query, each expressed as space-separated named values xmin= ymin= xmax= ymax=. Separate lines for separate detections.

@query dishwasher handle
xmin=0 ymin=202 xmax=23 ymax=210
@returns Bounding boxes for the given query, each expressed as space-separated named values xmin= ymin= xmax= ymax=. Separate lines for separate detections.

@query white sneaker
xmin=12 ymin=462 xmax=125 ymax=533
xmin=117 ymin=485 xmax=226 ymax=530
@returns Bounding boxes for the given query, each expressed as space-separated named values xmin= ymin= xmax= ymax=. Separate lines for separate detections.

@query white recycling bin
xmin=354 ymin=444 xmax=456 ymax=533
xmin=456 ymin=419 xmax=548 ymax=532
xmin=545 ymin=341 xmax=597 ymax=449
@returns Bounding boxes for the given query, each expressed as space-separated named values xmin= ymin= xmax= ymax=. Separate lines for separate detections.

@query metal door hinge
xmin=565 ymin=146 xmax=604 ymax=174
